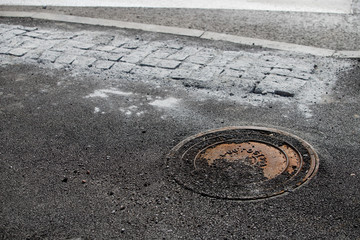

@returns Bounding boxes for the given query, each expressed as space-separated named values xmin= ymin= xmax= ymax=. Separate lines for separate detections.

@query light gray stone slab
xmin=72 ymin=56 xmax=97 ymax=68
xmin=71 ymin=41 xmax=95 ymax=50
xmin=156 ymin=59 xmax=181 ymax=69
xmin=111 ymin=62 xmax=135 ymax=73
xmin=56 ymin=54 xmax=77 ymax=64
xmin=0 ymin=47 xmax=11 ymax=54
xmin=148 ymin=48 xmax=178 ymax=59
xmin=8 ymin=48 xmax=28 ymax=57
xmin=39 ymin=50 xmax=61 ymax=63
xmin=0 ymin=11 xmax=37 ymax=18
xmin=95 ymin=60 xmax=114 ymax=70
xmin=254 ymin=75 xmax=307 ymax=97
xmin=139 ymin=57 xmax=159 ymax=67
xmin=201 ymin=31 xmax=336 ymax=57
xmin=333 ymin=50 xmax=360 ymax=58
xmin=96 ymin=45 xmax=116 ymax=52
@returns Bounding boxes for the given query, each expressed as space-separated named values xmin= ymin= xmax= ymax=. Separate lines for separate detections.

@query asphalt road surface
xmin=0 ymin=0 xmax=353 ymax=13
xmin=0 ymin=17 xmax=359 ymax=239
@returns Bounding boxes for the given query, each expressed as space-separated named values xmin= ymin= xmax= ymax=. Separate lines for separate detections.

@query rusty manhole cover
xmin=166 ymin=127 xmax=319 ymax=200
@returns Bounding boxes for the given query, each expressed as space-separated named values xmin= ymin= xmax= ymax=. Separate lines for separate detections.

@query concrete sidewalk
xmin=0 ymin=16 xmax=359 ymax=240
xmin=1 ymin=4 xmax=360 ymax=51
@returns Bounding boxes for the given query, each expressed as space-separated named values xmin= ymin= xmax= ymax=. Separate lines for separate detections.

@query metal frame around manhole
xmin=166 ymin=126 xmax=319 ymax=200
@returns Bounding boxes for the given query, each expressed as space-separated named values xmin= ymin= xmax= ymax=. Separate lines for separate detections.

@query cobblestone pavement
xmin=0 ymin=22 xmax=353 ymax=117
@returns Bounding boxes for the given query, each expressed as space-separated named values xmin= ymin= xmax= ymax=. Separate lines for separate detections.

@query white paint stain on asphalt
xmin=1 ymin=0 xmax=352 ymax=13
xmin=94 ymin=107 xmax=100 ymax=113
xmin=85 ymin=89 xmax=133 ymax=98
xmin=149 ymin=97 xmax=179 ymax=108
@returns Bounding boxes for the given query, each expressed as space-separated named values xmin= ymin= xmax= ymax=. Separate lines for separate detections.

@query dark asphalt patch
xmin=0 ymin=63 xmax=359 ymax=239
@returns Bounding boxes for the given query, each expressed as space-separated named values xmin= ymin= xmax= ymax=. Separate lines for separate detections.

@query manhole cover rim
xmin=167 ymin=126 xmax=320 ymax=200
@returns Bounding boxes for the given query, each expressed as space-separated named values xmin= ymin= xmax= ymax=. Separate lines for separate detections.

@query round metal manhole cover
xmin=166 ymin=127 xmax=319 ymax=200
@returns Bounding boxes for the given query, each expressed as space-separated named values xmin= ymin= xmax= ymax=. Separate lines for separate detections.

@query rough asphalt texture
xmin=0 ymin=18 xmax=360 ymax=239
xmin=1 ymin=4 xmax=360 ymax=51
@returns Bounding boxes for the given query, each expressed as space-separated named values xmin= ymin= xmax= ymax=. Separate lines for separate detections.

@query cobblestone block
xmin=169 ymin=68 xmax=194 ymax=80
xmin=21 ymin=40 xmax=44 ymax=49
xmin=220 ymin=78 xmax=256 ymax=92
xmin=122 ymin=41 xmax=141 ymax=49
xmin=51 ymin=41 xmax=69 ymax=52
xmin=24 ymin=31 xmax=47 ymax=39
xmin=110 ymin=38 xmax=128 ymax=47
xmin=0 ymin=47 xmax=11 ymax=54
xmin=95 ymin=60 xmax=114 ymax=70
xmin=169 ymin=62 xmax=201 ymax=79
xmin=0 ymin=25 xmax=12 ymax=34
xmin=71 ymin=34 xmax=94 ymax=44
xmin=35 ymin=30 xmax=53 ymax=35
xmin=241 ymin=68 xmax=267 ymax=81
xmin=254 ymin=75 xmax=306 ymax=96
xmin=146 ymin=41 xmax=166 ymax=49
xmin=1 ymin=30 xmax=24 ymax=40
xmin=167 ymin=47 xmax=196 ymax=61
xmin=10 ymin=29 xmax=27 ymax=36
xmin=270 ymin=67 xmax=312 ymax=80
xmin=270 ymin=68 xmax=292 ymax=75
xmin=111 ymin=47 xmax=132 ymax=55
xmin=82 ymin=50 xmax=117 ymax=61
xmin=47 ymin=32 xmax=77 ymax=40
xmin=107 ymin=53 xmax=124 ymax=62
xmin=8 ymin=48 xmax=28 ymax=57
xmin=191 ymin=66 xmax=224 ymax=81
xmin=156 ymin=59 xmax=181 ymax=69
xmin=164 ymin=41 xmax=183 ymax=50
xmin=39 ymin=51 xmax=61 ymax=63
xmin=111 ymin=62 xmax=135 ymax=73
xmin=72 ymin=56 xmax=96 ymax=68
xmin=96 ymin=45 xmax=116 ymax=52
xmin=25 ymin=50 xmax=44 ymax=60
xmin=148 ymin=48 xmax=178 ymax=59
xmin=228 ymin=58 xmax=252 ymax=70
xmin=71 ymin=41 xmax=95 ymax=50
xmin=0 ymin=28 xmax=10 ymax=34
xmin=31 ymin=39 xmax=59 ymax=51
xmin=221 ymin=69 xmax=244 ymax=79
xmin=208 ymin=51 xmax=239 ymax=67
xmin=121 ymin=52 xmax=149 ymax=64
xmin=291 ymin=64 xmax=316 ymax=73
xmin=63 ymin=48 xmax=87 ymax=58
xmin=187 ymin=51 xmax=215 ymax=65
xmin=17 ymin=26 xmax=38 ymax=31
xmin=131 ymin=66 xmax=170 ymax=79
xmin=290 ymin=72 xmax=312 ymax=80
xmin=258 ymin=60 xmax=277 ymax=68
xmin=7 ymin=38 xmax=25 ymax=48
xmin=139 ymin=57 xmax=159 ymax=67
xmin=56 ymin=54 xmax=77 ymax=64
xmin=179 ymin=62 xmax=202 ymax=71
xmin=91 ymin=34 xmax=114 ymax=45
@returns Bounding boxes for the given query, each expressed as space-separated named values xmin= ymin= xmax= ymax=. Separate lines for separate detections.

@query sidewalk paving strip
xmin=1 ymin=11 xmax=359 ymax=57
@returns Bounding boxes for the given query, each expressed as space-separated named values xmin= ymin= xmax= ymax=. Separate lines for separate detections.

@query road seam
xmin=1 ymin=11 xmax=360 ymax=58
